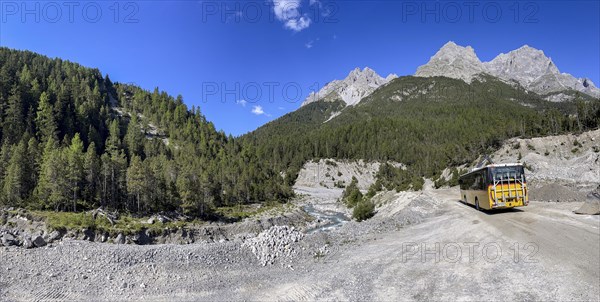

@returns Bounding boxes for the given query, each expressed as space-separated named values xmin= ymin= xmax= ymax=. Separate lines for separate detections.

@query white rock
xmin=415 ymin=41 xmax=600 ymax=99
xmin=301 ymin=67 xmax=397 ymax=108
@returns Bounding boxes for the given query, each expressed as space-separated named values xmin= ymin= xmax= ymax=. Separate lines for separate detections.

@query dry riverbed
xmin=1 ymin=184 xmax=598 ymax=301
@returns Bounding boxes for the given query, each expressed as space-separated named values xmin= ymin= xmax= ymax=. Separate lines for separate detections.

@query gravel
xmin=242 ymin=225 xmax=304 ymax=266
xmin=0 ymin=130 xmax=598 ymax=301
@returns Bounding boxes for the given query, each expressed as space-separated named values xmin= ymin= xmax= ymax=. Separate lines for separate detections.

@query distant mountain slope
xmin=301 ymin=67 xmax=397 ymax=107
xmin=416 ymin=41 xmax=600 ymax=101
xmin=484 ymin=45 xmax=600 ymax=99
xmin=245 ymin=74 xmax=599 ymax=185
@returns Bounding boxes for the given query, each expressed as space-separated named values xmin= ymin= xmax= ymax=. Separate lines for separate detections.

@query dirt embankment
xmin=0 ymin=206 xmax=310 ymax=250
xmin=491 ymin=129 xmax=600 ymax=202
xmin=295 ymin=158 xmax=403 ymax=190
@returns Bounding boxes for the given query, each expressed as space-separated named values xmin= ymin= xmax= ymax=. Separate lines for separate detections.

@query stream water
xmin=303 ymin=204 xmax=350 ymax=233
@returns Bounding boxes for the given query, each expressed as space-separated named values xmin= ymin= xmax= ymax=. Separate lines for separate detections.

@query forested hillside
xmin=0 ymin=47 xmax=292 ymax=217
xmin=245 ymin=75 xmax=600 ymax=188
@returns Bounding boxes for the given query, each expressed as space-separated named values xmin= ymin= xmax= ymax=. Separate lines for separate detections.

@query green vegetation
xmin=352 ymin=200 xmax=375 ymax=222
xmin=213 ymin=201 xmax=289 ymax=221
xmin=1 ymin=47 xmax=599 ymax=224
xmin=0 ymin=47 xmax=292 ymax=218
xmin=341 ymin=177 xmax=363 ymax=208
xmin=325 ymin=159 xmax=338 ymax=167
xmin=29 ymin=210 xmax=192 ymax=236
xmin=245 ymin=75 xmax=599 ymax=192
xmin=341 ymin=177 xmax=375 ymax=221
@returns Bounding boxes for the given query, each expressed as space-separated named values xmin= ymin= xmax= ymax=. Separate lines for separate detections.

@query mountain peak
xmin=415 ymin=41 xmax=485 ymax=83
xmin=415 ymin=42 xmax=599 ymax=99
xmin=484 ymin=45 xmax=558 ymax=87
xmin=301 ymin=67 xmax=396 ymax=107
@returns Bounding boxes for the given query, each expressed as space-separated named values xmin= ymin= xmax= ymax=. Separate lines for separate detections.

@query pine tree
xmin=35 ymin=138 xmax=68 ymax=210
xmin=25 ymin=137 xmax=40 ymax=197
xmin=35 ymin=91 xmax=58 ymax=144
xmin=106 ymin=119 xmax=121 ymax=153
xmin=125 ymin=114 xmax=144 ymax=158
xmin=126 ymin=155 xmax=147 ymax=212
xmin=3 ymin=86 xmax=25 ymax=144
xmin=2 ymin=140 xmax=27 ymax=206
xmin=0 ymin=142 xmax=11 ymax=191
xmin=83 ymin=142 xmax=100 ymax=206
xmin=67 ymin=134 xmax=84 ymax=211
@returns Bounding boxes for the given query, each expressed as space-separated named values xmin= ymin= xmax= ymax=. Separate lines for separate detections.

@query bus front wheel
xmin=475 ymin=198 xmax=480 ymax=211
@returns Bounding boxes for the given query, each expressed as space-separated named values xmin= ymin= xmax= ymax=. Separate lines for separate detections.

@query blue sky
xmin=1 ymin=0 xmax=599 ymax=136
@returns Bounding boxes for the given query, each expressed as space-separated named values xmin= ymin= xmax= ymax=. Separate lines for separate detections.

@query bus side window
xmin=470 ymin=174 xmax=480 ymax=190
xmin=482 ymin=171 xmax=487 ymax=190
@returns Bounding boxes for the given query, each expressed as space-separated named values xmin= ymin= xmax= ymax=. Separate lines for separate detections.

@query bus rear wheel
xmin=475 ymin=198 xmax=480 ymax=211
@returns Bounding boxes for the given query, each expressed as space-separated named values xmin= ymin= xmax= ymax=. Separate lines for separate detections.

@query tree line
xmin=245 ymin=75 xmax=600 ymax=190
xmin=0 ymin=47 xmax=292 ymax=217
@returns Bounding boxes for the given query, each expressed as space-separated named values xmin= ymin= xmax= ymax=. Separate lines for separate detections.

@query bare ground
xmin=1 ymin=186 xmax=598 ymax=301
xmin=1 ymin=130 xmax=599 ymax=301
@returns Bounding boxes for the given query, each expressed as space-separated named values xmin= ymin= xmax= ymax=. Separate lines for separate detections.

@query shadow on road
xmin=454 ymin=200 xmax=525 ymax=215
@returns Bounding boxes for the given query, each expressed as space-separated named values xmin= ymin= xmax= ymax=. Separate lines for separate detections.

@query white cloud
xmin=236 ymin=99 xmax=247 ymax=107
xmin=252 ymin=105 xmax=265 ymax=115
xmin=252 ymin=105 xmax=272 ymax=117
xmin=305 ymin=40 xmax=314 ymax=49
xmin=271 ymin=0 xmax=312 ymax=32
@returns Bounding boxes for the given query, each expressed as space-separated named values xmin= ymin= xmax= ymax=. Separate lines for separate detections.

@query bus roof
xmin=460 ymin=163 xmax=523 ymax=178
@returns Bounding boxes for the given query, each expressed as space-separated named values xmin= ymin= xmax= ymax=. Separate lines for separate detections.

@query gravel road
xmin=1 ymin=186 xmax=598 ymax=301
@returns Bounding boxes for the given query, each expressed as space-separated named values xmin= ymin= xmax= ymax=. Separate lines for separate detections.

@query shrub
xmin=342 ymin=177 xmax=363 ymax=208
xmin=411 ymin=177 xmax=424 ymax=191
xmin=334 ymin=180 xmax=345 ymax=188
xmin=352 ymin=201 xmax=374 ymax=222
xmin=448 ymin=168 xmax=461 ymax=187
xmin=345 ymin=189 xmax=363 ymax=208
xmin=325 ymin=160 xmax=338 ymax=167
xmin=365 ymin=185 xmax=378 ymax=199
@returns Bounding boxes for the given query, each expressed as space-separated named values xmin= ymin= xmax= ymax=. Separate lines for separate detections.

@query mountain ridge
xmin=304 ymin=42 xmax=599 ymax=110
xmin=300 ymin=67 xmax=397 ymax=108
xmin=417 ymin=41 xmax=600 ymax=100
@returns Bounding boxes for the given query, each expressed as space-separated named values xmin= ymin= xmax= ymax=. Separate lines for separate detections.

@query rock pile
xmin=575 ymin=185 xmax=600 ymax=215
xmin=242 ymin=225 xmax=304 ymax=266
xmin=0 ymin=230 xmax=51 ymax=248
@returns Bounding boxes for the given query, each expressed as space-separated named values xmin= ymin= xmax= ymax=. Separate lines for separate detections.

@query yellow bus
xmin=458 ymin=163 xmax=528 ymax=211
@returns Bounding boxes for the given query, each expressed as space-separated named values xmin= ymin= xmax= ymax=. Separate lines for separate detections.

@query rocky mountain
xmin=416 ymin=42 xmax=600 ymax=100
xmin=484 ymin=45 xmax=600 ymax=99
xmin=415 ymin=41 xmax=486 ymax=83
xmin=301 ymin=67 xmax=397 ymax=107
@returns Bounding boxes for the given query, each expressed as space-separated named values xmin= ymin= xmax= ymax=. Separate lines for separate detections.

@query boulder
xmin=32 ymin=236 xmax=47 ymax=247
xmin=115 ymin=233 xmax=125 ymax=244
xmin=22 ymin=237 xmax=34 ymax=249
xmin=47 ymin=230 xmax=62 ymax=243
xmin=1 ymin=233 xmax=17 ymax=247
xmin=82 ymin=229 xmax=95 ymax=241
xmin=131 ymin=231 xmax=151 ymax=245
xmin=574 ymin=186 xmax=600 ymax=215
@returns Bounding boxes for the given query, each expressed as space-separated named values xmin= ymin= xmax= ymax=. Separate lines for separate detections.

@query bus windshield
xmin=490 ymin=166 xmax=525 ymax=181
